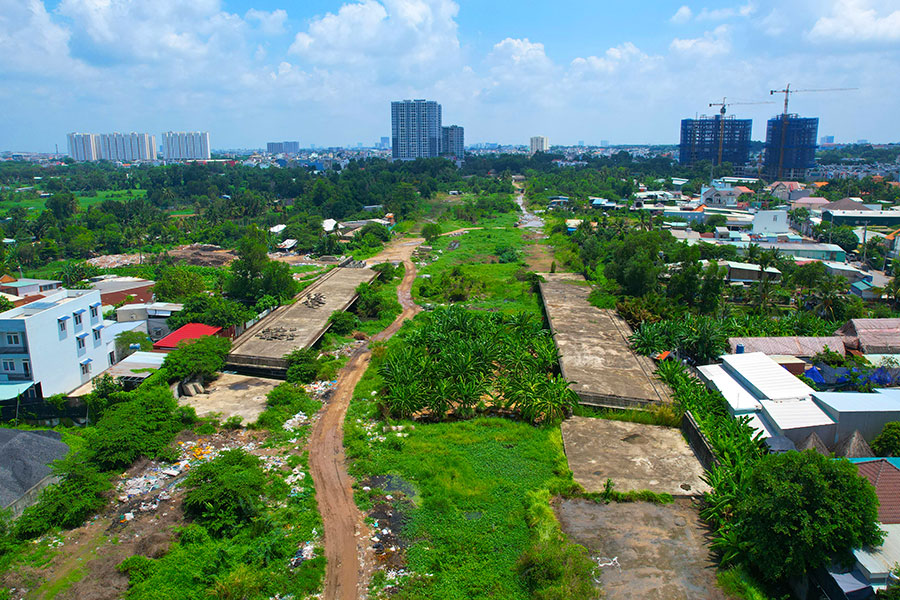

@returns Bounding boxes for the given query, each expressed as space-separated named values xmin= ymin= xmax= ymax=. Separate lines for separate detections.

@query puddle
xmin=370 ymin=474 xmax=417 ymax=498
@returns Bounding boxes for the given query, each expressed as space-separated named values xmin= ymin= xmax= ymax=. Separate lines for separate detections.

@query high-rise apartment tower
xmin=530 ymin=136 xmax=550 ymax=154
xmin=391 ymin=100 xmax=442 ymax=160
xmin=679 ymin=115 xmax=752 ymax=167
xmin=441 ymin=125 xmax=465 ymax=158
xmin=162 ymin=131 xmax=211 ymax=160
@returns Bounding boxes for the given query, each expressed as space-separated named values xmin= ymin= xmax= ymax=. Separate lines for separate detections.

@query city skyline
xmin=3 ymin=0 xmax=900 ymax=151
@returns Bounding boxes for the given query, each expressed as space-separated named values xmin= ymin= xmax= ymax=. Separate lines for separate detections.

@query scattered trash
xmin=289 ymin=542 xmax=316 ymax=568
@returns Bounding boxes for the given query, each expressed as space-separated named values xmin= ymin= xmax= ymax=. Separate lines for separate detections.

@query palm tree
xmin=813 ymin=275 xmax=850 ymax=320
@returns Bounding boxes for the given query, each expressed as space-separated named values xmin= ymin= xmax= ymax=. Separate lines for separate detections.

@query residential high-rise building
xmin=380 ymin=136 xmax=390 ymax=149
xmin=530 ymin=136 xmax=550 ymax=154
xmin=679 ymin=115 xmax=752 ymax=167
xmin=162 ymin=131 xmax=211 ymax=160
xmin=66 ymin=133 xmax=100 ymax=161
xmin=578 ymin=140 xmax=585 ymax=147
xmin=820 ymin=135 xmax=835 ymax=145
xmin=763 ymin=115 xmax=818 ymax=180
xmin=441 ymin=125 xmax=465 ymax=158
xmin=391 ymin=99 xmax=442 ymax=160
xmin=267 ymin=141 xmax=300 ymax=154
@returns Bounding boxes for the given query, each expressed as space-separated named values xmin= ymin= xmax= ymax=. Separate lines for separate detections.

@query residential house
xmin=751 ymin=210 xmax=789 ymax=235
xmin=0 ymin=276 xmax=61 ymax=297
xmin=116 ymin=302 xmax=183 ymax=340
xmin=0 ymin=289 xmax=111 ymax=401
xmin=767 ymin=181 xmax=805 ymax=202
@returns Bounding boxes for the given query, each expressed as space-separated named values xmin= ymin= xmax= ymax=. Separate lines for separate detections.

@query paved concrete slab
xmin=538 ymin=273 xmax=670 ymax=407
xmin=229 ymin=267 xmax=378 ymax=369
xmin=561 ymin=416 xmax=709 ymax=496
xmin=556 ymin=498 xmax=724 ymax=600
xmin=179 ymin=373 xmax=278 ymax=424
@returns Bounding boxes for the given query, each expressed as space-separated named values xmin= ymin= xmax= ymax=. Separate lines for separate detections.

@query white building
xmin=530 ymin=136 xmax=550 ymax=154
xmin=162 ymin=131 xmax=211 ymax=160
xmin=66 ymin=133 xmax=100 ymax=161
xmin=0 ymin=290 xmax=114 ymax=400
xmin=751 ymin=210 xmax=790 ymax=235
xmin=98 ymin=132 xmax=156 ymax=161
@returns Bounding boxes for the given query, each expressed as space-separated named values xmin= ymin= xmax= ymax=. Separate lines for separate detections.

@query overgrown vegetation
xmin=378 ymin=306 xmax=577 ymax=424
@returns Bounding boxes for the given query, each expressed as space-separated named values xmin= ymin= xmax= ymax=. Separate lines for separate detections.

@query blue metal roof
xmin=813 ymin=389 xmax=900 ymax=412
xmin=0 ymin=381 xmax=35 ymax=400
xmin=57 ymin=314 xmax=70 ymax=321
xmin=73 ymin=308 xmax=86 ymax=314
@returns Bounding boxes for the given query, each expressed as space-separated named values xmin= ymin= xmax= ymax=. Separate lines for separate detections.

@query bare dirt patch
xmin=179 ymin=373 xmax=279 ymax=424
xmin=556 ymin=498 xmax=725 ymax=600
xmin=525 ymin=242 xmax=554 ymax=272
xmin=561 ymin=417 xmax=709 ymax=496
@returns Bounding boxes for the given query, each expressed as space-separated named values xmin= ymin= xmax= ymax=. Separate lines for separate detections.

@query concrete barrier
xmin=6 ymin=475 xmax=60 ymax=519
xmin=681 ymin=410 xmax=720 ymax=472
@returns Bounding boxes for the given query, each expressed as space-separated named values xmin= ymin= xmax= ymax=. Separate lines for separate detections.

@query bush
xmin=118 ymin=555 xmax=155 ymax=586
xmin=86 ymin=386 xmax=182 ymax=471
xmin=15 ymin=459 xmax=111 ymax=539
xmin=327 ymin=310 xmax=359 ymax=335
xmin=283 ymin=348 xmax=320 ymax=384
xmin=162 ymin=336 xmax=231 ymax=383
xmin=182 ymin=449 xmax=266 ymax=536
xmin=872 ymin=422 xmax=900 ymax=457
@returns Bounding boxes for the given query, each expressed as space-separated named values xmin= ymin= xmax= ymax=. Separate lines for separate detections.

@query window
xmin=59 ymin=320 xmax=66 ymax=333
xmin=22 ymin=360 xmax=29 ymax=376
xmin=90 ymin=306 xmax=98 ymax=318
xmin=76 ymin=337 xmax=85 ymax=349
xmin=2 ymin=360 xmax=13 ymax=371
xmin=93 ymin=329 xmax=101 ymax=342
xmin=74 ymin=313 xmax=82 ymax=326
xmin=6 ymin=333 xmax=19 ymax=345
xmin=81 ymin=363 xmax=91 ymax=375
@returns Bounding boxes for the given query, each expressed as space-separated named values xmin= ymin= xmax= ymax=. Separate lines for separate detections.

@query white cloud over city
xmin=0 ymin=0 xmax=898 ymax=150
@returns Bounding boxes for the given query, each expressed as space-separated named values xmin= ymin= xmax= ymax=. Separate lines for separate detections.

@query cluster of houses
xmin=696 ymin=319 xmax=900 ymax=595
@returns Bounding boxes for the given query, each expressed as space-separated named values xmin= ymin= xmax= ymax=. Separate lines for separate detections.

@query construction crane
xmin=768 ymin=83 xmax=857 ymax=179
xmin=708 ymin=97 xmax=775 ymax=166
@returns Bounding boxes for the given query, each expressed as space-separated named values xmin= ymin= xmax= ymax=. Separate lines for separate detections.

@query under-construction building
xmin=679 ymin=115 xmax=752 ymax=167
xmin=763 ymin=115 xmax=818 ymax=180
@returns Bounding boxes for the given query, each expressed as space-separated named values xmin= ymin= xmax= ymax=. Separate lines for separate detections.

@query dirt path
xmin=308 ymin=236 xmax=423 ymax=600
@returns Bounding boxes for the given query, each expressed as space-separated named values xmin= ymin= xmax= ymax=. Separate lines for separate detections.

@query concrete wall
xmin=681 ymin=411 xmax=720 ymax=472
xmin=5 ymin=475 xmax=59 ymax=519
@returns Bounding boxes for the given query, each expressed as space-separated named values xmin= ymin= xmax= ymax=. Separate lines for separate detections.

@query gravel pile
xmin=0 ymin=429 xmax=69 ymax=508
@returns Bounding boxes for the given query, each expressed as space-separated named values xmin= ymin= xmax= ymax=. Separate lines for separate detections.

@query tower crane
xmin=768 ymin=83 xmax=857 ymax=179
xmin=708 ymin=97 xmax=775 ymax=166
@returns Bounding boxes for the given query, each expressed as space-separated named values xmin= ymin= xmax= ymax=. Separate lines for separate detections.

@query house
xmin=822 ymin=261 xmax=872 ymax=285
xmin=88 ymin=275 xmax=154 ymax=305
xmin=767 ymin=181 xmax=806 ymax=201
xmin=116 ymin=302 xmax=183 ymax=341
xmin=701 ymin=187 xmax=741 ymax=208
xmin=838 ymin=319 xmax=900 ymax=354
xmin=851 ymin=280 xmax=883 ymax=301
xmin=152 ymin=323 xmax=223 ymax=352
xmin=813 ymin=390 xmax=900 ymax=443
xmin=790 ymin=196 xmax=830 ymax=212
xmin=718 ymin=260 xmax=782 ymax=283
xmin=276 ymin=239 xmax=298 ymax=252
xmin=547 ymin=196 xmax=570 ymax=210
xmin=268 ymin=224 xmax=286 ymax=234
xmin=751 ymin=210 xmax=789 ymax=235
xmin=728 ymin=336 xmax=846 ymax=358
xmin=821 ymin=197 xmax=871 ymax=212
xmin=0 ymin=289 xmax=111 ymax=401
xmin=0 ymin=276 xmax=61 ymax=297
xmin=727 ymin=241 xmax=847 ymax=262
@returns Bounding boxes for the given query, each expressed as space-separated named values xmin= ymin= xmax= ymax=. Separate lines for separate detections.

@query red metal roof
xmin=856 ymin=459 xmax=900 ymax=524
xmin=153 ymin=323 xmax=222 ymax=351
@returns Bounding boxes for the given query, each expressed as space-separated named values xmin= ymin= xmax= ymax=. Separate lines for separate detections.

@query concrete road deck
xmin=538 ymin=273 xmax=670 ymax=407
xmin=229 ymin=267 xmax=378 ymax=370
xmin=179 ymin=373 xmax=279 ymax=424
xmin=561 ymin=417 xmax=709 ymax=496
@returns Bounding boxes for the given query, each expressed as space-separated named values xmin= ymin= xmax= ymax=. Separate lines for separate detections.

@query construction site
xmin=227 ymin=266 xmax=379 ymax=375
xmin=538 ymin=273 xmax=671 ymax=408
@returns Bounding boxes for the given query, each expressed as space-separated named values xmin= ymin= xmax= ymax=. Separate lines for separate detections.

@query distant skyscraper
xmin=530 ymin=136 xmax=550 ymax=154
xmin=578 ymin=140 xmax=585 ymax=147
xmin=380 ymin=136 xmax=390 ymax=149
xmin=763 ymin=115 xmax=818 ymax=180
xmin=441 ymin=125 xmax=465 ymax=158
xmin=99 ymin=132 xmax=156 ymax=161
xmin=820 ymin=135 xmax=835 ymax=145
xmin=67 ymin=133 xmax=100 ymax=161
xmin=267 ymin=141 xmax=299 ymax=154
xmin=391 ymin=99 xmax=442 ymax=160
xmin=162 ymin=131 xmax=211 ymax=160
xmin=679 ymin=115 xmax=752 ymax=167
xmin=600 ymin=140 xmax=610 ymax=148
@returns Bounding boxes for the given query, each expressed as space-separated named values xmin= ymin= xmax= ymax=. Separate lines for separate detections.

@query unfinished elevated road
xmin=538 ymin=273 xmax=671 ymax=408
xmin=227 ymin=266 xmax=378 ymax=376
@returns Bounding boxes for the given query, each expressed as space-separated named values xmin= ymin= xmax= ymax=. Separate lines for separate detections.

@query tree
xmin=115 ymin=330 xmax=152 ymax=359
xmin=182 ymin=449 xmax=265 ymax=536
xmin=153 ymin=265 xmax=206 ymax=302
xmin=734 ymin=451 xmax=883 ymax=582
xmin=168 ymin=294 xmax=254 ymax=330
xmin=421 ymin=223 xmax=442 ymax=243
xmin=227 ymin=226 xmax=298 ymax=304
xmin=162 ymin=335 xmax=232 ymax=382
xmin=872 ymin=422 xmax=900 ymax=457
xmin=698 ymin=262 xmax=725 ymax=315
xmin=46 ymin=193 xmax=78 ymax=221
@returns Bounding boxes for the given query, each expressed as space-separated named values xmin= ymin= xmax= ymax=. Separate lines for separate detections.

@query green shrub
xmin=162 ymin=336 xmax=231 ymax=383
xmin=283 ymin=348 xmax=319 ymax=384
xmin=118 ymin=555 xmax=155 ymax=585
xmin=182 ymin=449 xmax=266 ymax=536
xmin=872 ymin=422 xmax=900 ymax=456
xmin=327 ymin=310 xmax=359 ymax=335
xmin=15 ymin=459 xmax=110 ymax=539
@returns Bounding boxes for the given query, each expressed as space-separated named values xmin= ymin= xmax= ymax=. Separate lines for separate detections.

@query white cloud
xmin=670 ymin=25 xmax=732 ymax=58
xmin=0 ymin=0 xmax=85 ymax=75
xmin=245 ymin=8 xmax=287 ymax=36
xmin=289 ymin=0 xmax=460 ymax=77
xmin=696 ymin=2 xmax=756 ymax=20
xmin=809 ymin=0 xmax=900 ymax=42
xmin=570 ymin=42 xmax=657 ymax=74
xmin=671 ymin=5 xmax=692 ymax=24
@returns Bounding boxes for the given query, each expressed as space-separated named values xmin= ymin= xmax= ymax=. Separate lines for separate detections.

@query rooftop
xmin=153 ymin=323 xmax=222 ymax=350
xmin=721 ymin=352 xmax=814 ymax=401
xmin=0 ymin=289 xmax=96 ymax=320
xmin=854 ymin=459 xmax=900 ymax=524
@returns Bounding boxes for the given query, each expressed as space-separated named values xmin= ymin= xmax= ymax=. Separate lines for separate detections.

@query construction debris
xmin=302 ymin=293 xmax=327 ymax=308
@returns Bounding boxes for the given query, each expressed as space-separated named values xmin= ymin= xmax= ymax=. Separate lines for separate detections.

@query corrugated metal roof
xmin=721 ymin=352 xmax=814 ymax=401
xmin=697 ymin=364 xmax=762 ymax=413
xmin=153 ymin=323 xmax=222 ymax=350
xmin=813 ymin=390 xmax=900 ymax=413
xmin=855 ymin=524 xmax=900 ymax=579
xmin=729 ymin=336 xmax=845 ymax=357
xmin=760 ymin=398 xmax=835 ymax=430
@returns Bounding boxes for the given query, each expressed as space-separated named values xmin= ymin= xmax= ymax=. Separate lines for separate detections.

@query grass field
xmin=0 ymin=189 xmax=147 ymax=214
xmin=345 ymin=405 xmax=577 ymax=599
xmin=411 ymin=227 xmax=540 ymax=314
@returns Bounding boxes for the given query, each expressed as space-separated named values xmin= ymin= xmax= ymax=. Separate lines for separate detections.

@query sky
xmin=1 ymin=0 xmax=899 ymax=152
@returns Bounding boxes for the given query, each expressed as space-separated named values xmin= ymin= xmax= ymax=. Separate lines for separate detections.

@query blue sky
xmin=2 ymin=0 xmax=899 ymax=151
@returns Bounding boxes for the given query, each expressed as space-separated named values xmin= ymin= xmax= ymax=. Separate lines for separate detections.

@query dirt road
xmin=308 ymin=237 xmax=423 ymax=600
